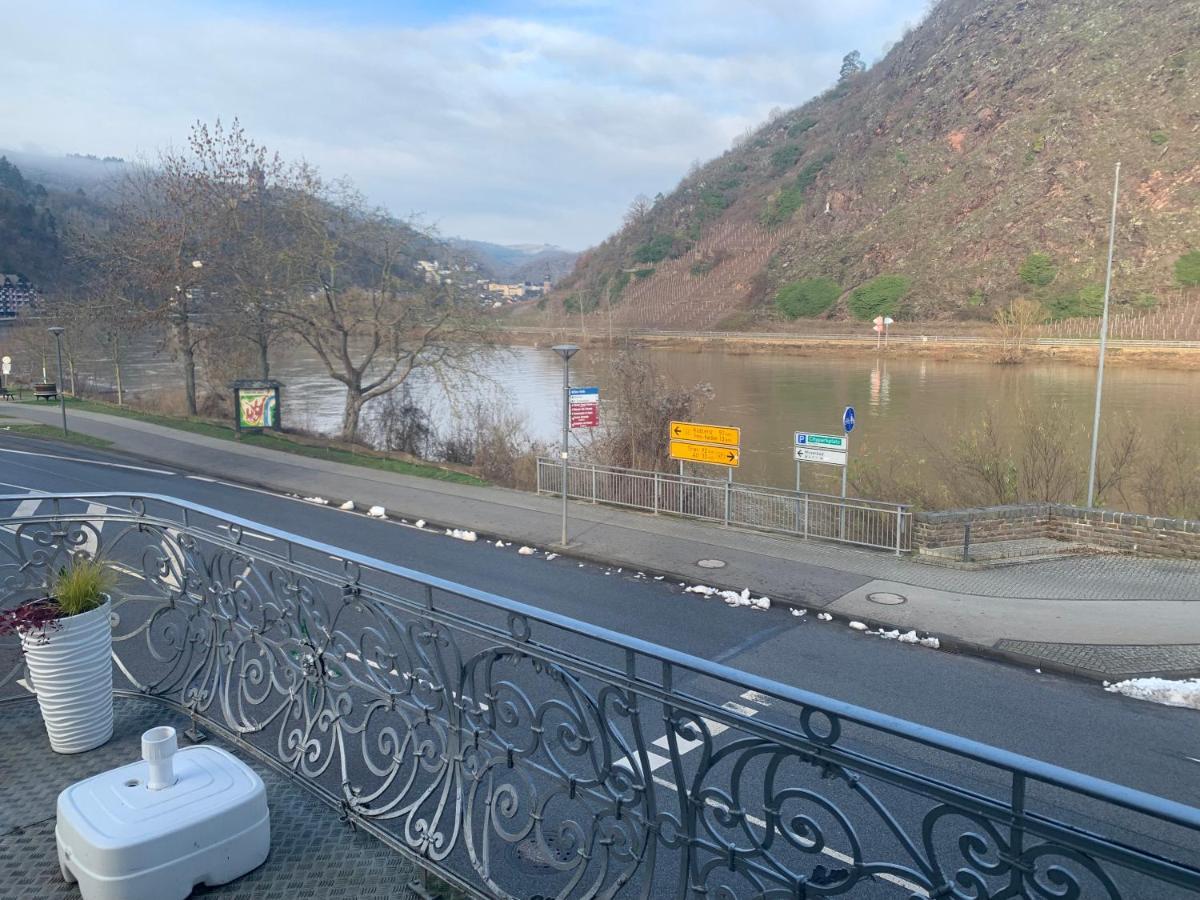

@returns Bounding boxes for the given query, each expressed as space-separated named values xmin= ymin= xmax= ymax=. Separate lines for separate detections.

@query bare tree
xmin=992 ymin=297 xmax=1044 ymax=363
xmin=91 ymin=161 xmax=213 ymax=415
xmin=622 ymin=194 xmax=653 ymax=229
xmin=587 ymin=351 xmax=713 ymax=472
xmin=280 ymin=177 xmax=492 ymax=441
xmin=184 ymin=120 xmax=305 ymax=379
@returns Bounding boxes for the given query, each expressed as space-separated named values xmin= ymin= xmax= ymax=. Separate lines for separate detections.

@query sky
xmin=1 ymin=0 xmax=930 ymax=249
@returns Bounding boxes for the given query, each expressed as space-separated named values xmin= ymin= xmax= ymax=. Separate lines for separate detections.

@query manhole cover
xmin=867 ymin=591 xmax=907 ymax=605
xmin=697 ymin=559 xmax=726 ymax=569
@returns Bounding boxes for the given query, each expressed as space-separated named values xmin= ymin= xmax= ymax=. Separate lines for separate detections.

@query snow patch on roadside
xmin=367 ymin=506 xmax=387 ymax=519
xmin=844 ymin=621 xmax=940 ymax=649
xmin=518 ymin=546 xmax=536 ymax=555
xmin=445 ymin=528 xmax=477 ymax=542
xmin=303 ymin=496 xmax=329 ymax=505
xmin=339 ymin=500 xmax=355 ymax=511
xmin=1105 ymin=678 xmax=1200 ymax=710
xmin=683 ymin=584 xmax=770 ymax=610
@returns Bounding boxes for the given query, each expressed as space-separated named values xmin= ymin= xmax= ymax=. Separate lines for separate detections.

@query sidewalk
xmin=5 ymin=403 xmax=1199 ymax=680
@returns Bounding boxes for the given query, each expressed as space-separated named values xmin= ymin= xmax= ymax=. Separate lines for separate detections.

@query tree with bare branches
xmin=280 ymin=178 xmax=492 ymax=441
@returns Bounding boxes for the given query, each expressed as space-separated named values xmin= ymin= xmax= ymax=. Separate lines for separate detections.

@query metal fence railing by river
xmin=536 ymin=457 xmax=911 ymax=554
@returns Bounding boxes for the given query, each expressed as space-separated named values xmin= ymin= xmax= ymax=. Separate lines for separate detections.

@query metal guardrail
xmin=502 ymin=325 xmax=1200 ymax=349
xmin=3 ymin=493 xmax=1200 ymax=898
xmin=538 ymin=457 xmax=911 ymax=553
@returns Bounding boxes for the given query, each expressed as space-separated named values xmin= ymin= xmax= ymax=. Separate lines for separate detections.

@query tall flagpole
xmin=1086 ymin=162 xmax=1120 ymax=508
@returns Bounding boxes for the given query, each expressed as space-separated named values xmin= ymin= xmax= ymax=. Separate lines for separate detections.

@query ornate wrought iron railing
xmin=536 ymin=458 xmax=911 ymax=554
xmin=1 ymin=492 xmax=1198 ymax=898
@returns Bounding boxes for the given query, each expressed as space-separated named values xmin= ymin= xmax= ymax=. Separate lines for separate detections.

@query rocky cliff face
xmin=547 ymin=0 xmax=1200 ymax=331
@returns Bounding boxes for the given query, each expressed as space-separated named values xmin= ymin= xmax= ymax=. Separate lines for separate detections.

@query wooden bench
xmin=33 ymin=383 xmax=58 ymax=401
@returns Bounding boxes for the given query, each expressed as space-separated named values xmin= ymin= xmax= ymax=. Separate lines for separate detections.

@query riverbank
xmin=3 ymin=396 xmax=484 ymax=486
xmin=497 ymin=326 xmax=1200 ymax=370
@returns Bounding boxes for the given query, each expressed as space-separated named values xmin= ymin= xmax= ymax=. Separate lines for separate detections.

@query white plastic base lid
xmin=56 ymin=745 xmax=269 ymax=900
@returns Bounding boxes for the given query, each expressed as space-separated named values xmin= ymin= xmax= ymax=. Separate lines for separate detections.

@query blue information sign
xmin=843 ymin=406 xmax=856 ymax=433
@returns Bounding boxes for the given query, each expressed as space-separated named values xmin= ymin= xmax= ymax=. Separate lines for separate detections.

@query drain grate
xmin=696 ymin=559 xmax=726 ymax=569
xmin=867 ymin=591 xmax=907 ymax=605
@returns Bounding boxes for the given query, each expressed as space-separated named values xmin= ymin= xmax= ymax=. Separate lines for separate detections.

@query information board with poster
xmin=232 ymin=380 xmax=283 ymax=433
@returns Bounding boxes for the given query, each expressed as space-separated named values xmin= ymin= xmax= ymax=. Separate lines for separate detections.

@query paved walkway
xmin=4 ymin=403 xmax=1199 ymax=679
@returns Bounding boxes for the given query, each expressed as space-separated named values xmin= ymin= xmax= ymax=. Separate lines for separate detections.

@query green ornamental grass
xmin=52 ymin=557 xmax=116 ymax=617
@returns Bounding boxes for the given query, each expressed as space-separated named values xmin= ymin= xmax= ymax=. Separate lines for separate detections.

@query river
xmin=62 ymin=341 xmax=1200 ymax=500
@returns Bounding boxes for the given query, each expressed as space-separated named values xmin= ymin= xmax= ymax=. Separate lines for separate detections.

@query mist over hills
xmin=449 ymin=239 xmax=578 ymax=283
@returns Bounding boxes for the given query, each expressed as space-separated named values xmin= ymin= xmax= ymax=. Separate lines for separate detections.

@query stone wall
xmin=913 ymin=504 xmax=1200 ymax=559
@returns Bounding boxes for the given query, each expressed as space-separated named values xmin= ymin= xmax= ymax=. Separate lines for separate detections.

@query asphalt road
xmin=2 ymin=436 xmax=1198 ymax=895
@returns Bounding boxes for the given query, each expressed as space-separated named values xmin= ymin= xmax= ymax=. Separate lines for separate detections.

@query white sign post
xmin=795 ymin=411 xmax=856 ymax=538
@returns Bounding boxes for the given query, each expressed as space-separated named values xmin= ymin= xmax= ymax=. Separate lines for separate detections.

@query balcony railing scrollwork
xmin=1 ymin=492 xmax=1198 ymax=898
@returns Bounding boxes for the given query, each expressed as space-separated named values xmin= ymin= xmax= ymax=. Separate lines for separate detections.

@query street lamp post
xmin=48 ymin=326 xmax=67 ymax=437
xmin=552 ymin=344 xmax=580 ymax=546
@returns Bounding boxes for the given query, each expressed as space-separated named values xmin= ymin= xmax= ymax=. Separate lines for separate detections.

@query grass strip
xmin=12 ymin=397 xmax=484 ymax=485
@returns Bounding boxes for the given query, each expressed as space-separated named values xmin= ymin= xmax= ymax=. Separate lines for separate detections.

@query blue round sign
xmin=843 ymin=406 xmax=856 ymax=433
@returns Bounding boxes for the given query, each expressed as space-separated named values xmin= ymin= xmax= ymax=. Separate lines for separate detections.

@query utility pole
xmin=552 ymin=344 xmax=579 ymax=546
xmin=48 ymin=326 xmax=67 ymax=437
xmin=1086 ymin=162 xmax=1120 ymax=508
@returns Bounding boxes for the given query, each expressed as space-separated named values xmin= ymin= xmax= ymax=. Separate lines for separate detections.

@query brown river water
xmin=50 ymin=341 xmax=1200 ymax=501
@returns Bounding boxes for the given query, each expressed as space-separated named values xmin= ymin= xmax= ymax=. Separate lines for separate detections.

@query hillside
xmin=543 ymin=0 xmax=1200 ymax=332
xmin=450 ymin=239 xmax=578 ymax=283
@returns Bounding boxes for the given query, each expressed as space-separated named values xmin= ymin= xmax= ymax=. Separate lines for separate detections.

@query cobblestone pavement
xmin=0 ymin=697 xmax=420 ymax=900
xmin=994 ymin=640 xmax=1200 ymax=677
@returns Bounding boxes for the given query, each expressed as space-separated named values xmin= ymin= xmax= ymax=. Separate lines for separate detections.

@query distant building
xmin=487 ymin=282 xmax=527 ymax=300
xmin=0 ymin=275 xmax=37 ymax=318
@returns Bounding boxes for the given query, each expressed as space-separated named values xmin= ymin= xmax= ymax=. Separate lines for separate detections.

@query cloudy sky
xmin=3 ymin=0 xmax=928 ymax=248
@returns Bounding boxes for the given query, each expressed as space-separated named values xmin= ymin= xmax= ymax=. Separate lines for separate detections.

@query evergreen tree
xmin=839 ymin=51 xmax=865 ymax=82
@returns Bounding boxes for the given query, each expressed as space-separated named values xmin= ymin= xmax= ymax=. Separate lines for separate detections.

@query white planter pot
xmin=22 ymin=597 xmax=114 ymax=754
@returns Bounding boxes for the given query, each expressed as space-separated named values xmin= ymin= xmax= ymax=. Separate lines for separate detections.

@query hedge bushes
xmin=633 ymin=234 xmax=675 ymax=264
xmin=848 ymin=275 xmax=910 ymax=320
xmin=1176 ymin=251 xmax=1200 ymax=287
xmin=775 ymin=278 xmax=840 ymax=319
xmin=1019 ymin=253 xmax=1056 ymax=286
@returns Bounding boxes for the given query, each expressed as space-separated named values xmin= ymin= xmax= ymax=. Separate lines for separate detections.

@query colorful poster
xmin=238 ymin=388 xmax=277 ymax=429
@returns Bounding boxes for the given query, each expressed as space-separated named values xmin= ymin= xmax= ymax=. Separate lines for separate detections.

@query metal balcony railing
xmin=537 ymin=458 xmax=911 ymax=553
xmin=2 ymin=493 xmax=1198 ymax=898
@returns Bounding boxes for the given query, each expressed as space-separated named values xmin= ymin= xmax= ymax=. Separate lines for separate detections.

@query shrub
xmin=1042 ymin=285 xmax=1104 ymax=320
xmin=1150 ymin=130 xmax=1168 ymax=145
xmin=563 ymin=293 xmax=599 ymax=314
xmin=633 ymin=233 xmax=675 ymax=264
xmin=1133 ymin=292 xmax=1157 ymax=310
xmin=1176 ymin=251 xmax=1200 ymax=287
xmin=787 ymin=116 xmax=817 ymax=138
xmin=699 ymin=187 xmax=731 ymax=211
xmin=633 ymin=268 xmax=655 ymax=279
xmin=770 ymin=143 xmax=803 ymax=174
xmin=761 ymin=152 xmax=835 ymax=227
xmin=775 ymin=278 xmax=841 ymax=319
xmin=1019 ymin=252 xmax=1056 ymax=286
xmin=53 ymin=558 xmax=116 ymax=617
xmin=967 ymin=289 xmax=985 ymax=307
xmin=849 ymin=275 xmax=910 ymax=320
xmin=609 ymin=270 xmax=631 ymax=303
xmin=1077 ymin=283 xmax=1106 ymax=316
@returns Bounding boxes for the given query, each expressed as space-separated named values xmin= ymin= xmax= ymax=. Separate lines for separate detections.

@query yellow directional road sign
xmin=670 ymin=440 xmax=740 ymax=467
xmin=669 ymin=421 xmax=740 ymax=447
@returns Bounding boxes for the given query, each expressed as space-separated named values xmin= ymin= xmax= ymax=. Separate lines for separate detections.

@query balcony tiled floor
xmin=0 ymin=696 xmax=421 ymax=899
